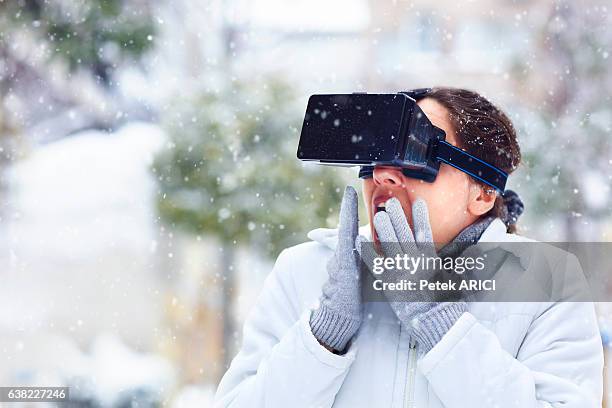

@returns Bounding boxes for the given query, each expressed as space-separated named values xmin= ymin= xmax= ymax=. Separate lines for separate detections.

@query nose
xmin=373 ymin=166 xmax=403 ymax=187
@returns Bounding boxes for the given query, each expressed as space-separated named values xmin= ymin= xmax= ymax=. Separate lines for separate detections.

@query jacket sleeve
xmin=214 ymin=248 xmax=357 ymax=408
xmin=418 ymin=254 xmax=603 ymax=408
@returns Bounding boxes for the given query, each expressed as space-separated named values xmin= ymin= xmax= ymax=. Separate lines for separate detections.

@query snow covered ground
xmin=1 ymin=122 xmax=165 ymax=347
xmin=0 ymin=121 xmax=271 ymax=406
xmin=0 ymin=123 xmax=183 ymax=404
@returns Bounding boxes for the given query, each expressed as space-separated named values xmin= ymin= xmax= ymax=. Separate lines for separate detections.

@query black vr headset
xmin=296 ymin=89 xmax=508 ymax=193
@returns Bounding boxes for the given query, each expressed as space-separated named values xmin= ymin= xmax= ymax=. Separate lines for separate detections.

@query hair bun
xmin=501 ymin=189 xmax=524 ymax=226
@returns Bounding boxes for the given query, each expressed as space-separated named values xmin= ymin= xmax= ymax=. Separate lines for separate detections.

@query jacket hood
xmin=307 ymin=225 xmax=372 ymax=250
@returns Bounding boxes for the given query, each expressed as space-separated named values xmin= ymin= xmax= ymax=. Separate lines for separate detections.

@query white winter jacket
xmin=214 ymin=218 xmax=603 ymax=408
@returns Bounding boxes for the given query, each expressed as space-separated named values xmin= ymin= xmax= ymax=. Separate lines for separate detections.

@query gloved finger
xmin=412 ymin=198 xmax=436 ymax=257
xmin=373 ymin=210 xmax=403 ymax=258
xmin=326 ymin=252 xmax=340 ymax=279
xmin=385 ymin=197 xmax=417 ymax=254
xmin=321 ymin=279 xmax=338 ymax=299
xmin=430 ymin=269 xmax=463 ymax=302
xmin=337 ymin=186 xmax=359 ymax=255
xmin=355 ymin=235 xmax=378 ymax=275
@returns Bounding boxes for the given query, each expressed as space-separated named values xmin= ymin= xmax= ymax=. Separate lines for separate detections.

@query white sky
xmin=246 ymin=0 xmax=370 ymax=31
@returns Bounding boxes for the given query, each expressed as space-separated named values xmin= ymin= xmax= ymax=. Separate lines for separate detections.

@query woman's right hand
xmin=309 ymin=186 xmax=362 ymax=353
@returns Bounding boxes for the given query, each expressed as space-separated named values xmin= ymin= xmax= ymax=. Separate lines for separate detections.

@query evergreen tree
xmin=0 ymin=0 xmax=156 ymax=216
xmin=152 ymin=76 xmax=346 ymax=372
xmin=0 ymin=0 xmax=155 ymax=86
xmin=512 ymin=1 xmax=612 ymax=239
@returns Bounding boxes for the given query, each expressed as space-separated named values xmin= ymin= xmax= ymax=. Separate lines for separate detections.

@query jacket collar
xmin=479 ymin=218 xmax=509 ymax=242
xmin=308 ymin=218 xmax=512 ymax=251
xmin=306 ymin=225 xmax=371 ymax=251
xmin=307 ymin=218 xmax=533 ymax=269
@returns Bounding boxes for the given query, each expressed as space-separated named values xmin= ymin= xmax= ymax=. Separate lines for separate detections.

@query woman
xmin=214 ymin=88 xmax=603 ymax=407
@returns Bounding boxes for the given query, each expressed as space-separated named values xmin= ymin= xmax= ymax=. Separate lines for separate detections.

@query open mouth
xmin=372 ymin=201 xmax=387 ymax=246
xmin=373 ymin=196 xmax=391 ymax=214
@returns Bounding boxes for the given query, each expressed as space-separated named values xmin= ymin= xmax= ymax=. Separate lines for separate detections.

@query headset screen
xmin=297 ymin=94 xmax=408 ymax=164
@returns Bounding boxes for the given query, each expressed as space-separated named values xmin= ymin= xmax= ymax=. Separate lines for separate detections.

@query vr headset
xmin=296 ymin=89 xmax=508 ymax=193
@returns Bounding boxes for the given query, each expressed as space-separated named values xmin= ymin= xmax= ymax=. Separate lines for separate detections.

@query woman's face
xmin=363 ymin=97 xmax=491 ymax=246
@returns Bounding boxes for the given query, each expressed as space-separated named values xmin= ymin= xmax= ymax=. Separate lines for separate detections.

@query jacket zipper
xmin=405 ymin=337 xmax=417 ymax=408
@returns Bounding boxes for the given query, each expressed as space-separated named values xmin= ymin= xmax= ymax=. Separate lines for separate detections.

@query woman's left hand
xmin=357 ymin=197 xmax=464 ymax=327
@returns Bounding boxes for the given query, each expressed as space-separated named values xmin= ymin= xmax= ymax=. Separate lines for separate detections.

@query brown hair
xmin=424 ymin=87 xmax=522 ymax=233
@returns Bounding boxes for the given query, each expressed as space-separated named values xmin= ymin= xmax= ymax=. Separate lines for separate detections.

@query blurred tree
xmin=0 ymin=0 xmax=156 ymax=219
xmin=511 ymin=0 xmax=612 ymax=239
xmin=0 ymin=0 xmax=155 ymax=136
xmin=152 ymin=76 xmax=345 ymax=374
xmin=0 ymin=0 xmax=154 ymax=85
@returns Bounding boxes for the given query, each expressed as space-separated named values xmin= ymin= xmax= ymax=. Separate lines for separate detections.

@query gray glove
xmin=357 ymin=197 xmax=466 ymax=352
xmin=310 ymin=186 xmax=362 ymax=352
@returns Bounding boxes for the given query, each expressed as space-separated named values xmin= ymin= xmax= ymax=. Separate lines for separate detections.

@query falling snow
xmin=0 ymin=1 xmax=611 ymax=406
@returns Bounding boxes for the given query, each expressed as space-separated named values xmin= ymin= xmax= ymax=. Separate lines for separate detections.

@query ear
xmin=467 ymin=183 xmax=496 ymax=216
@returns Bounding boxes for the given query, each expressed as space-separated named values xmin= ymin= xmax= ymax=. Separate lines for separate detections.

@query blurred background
xmin=1 ymin=0 xmax=612 ymax=406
